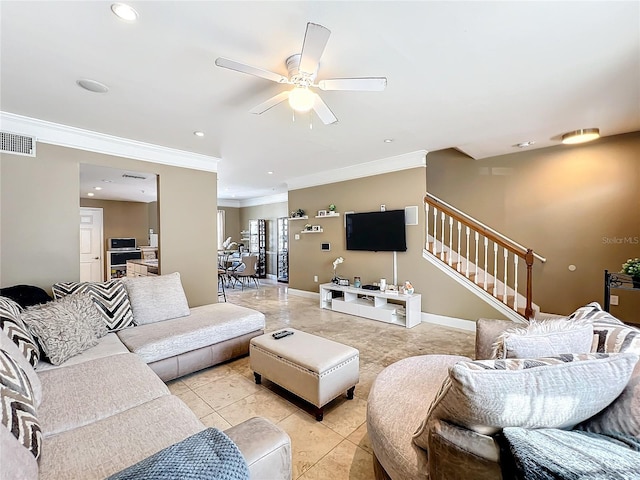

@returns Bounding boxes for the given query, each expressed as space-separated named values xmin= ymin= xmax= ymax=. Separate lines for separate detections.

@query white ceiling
xmin=1 ymin=1 xmax=639 ymax=201
xmin=80 ymin=164 xmax=157 ymax=203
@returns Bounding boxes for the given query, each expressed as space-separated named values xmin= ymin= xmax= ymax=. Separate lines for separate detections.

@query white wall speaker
xmin=405 ymin=206 xmax=418 ymax=225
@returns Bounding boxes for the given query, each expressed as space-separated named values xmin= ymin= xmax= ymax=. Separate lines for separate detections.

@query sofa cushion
xmin=38 ymin=353 xmax=170 ymax=436
xmin=416 ymin=353 xmax=638 ymax=448
xmin=1 ymin=423 xmax=39 ymax=480
xmin=36 ymin=332 xmax=130 ymax=371
xmin=122 ymin=272 xmax=190 ymax=325
xmin=491 ymin=320 xmax=594 ymax=359
xmin=568 ymin=302 xmax=640 ymax=354
xmin=20 ymin=296 xmax=99 ymax=365
xmin=38 ymin=395 xmax=205 ymax=480
xmin=1 ymin=329 xmax=41 ymax=408
xmin=52 ymin=280 xmax=135 ymax=332
xmin=116 ymin=303 xmax=265 ymax=364
xmin=568 ymin=301 xmax=625 ymax=325
xmin=0 ymin=285 xmax=51 ymax=309
xmin=577 ymin=360 xmax=640 ymax=439
xmin=0 ymin=348 xmax=42 ymax=459
xmin=0 ymin=296 xmax=40 ymax=368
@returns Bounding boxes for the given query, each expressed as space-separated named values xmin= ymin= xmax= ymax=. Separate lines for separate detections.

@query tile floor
xmin=167 ymin=280 xmax=475 ymax=479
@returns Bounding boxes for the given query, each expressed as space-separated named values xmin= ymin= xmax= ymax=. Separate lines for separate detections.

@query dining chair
xmin=230 ymin=254 xmax=259 ymax=290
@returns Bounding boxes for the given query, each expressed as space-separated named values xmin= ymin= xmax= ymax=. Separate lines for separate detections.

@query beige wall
xmin=219 ymin=206 xmax=241 ymax=246
xmin=239 ymin=202 xmax=289 ymax=276
xmin=1 ymin=143 xmax=218 ymax=307
xmin=427 ymin=132 xmax=640 ymax=323
xmin=80 ymin=199 xmax=151 ymax=248
xmin=148 ymin=201 xmax=159 ymax=235
xmin=288 ymin=168 xmax=510 ymax=320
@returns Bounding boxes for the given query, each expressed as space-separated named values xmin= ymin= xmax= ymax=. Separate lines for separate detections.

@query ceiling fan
xmin=215 ymin=22 xmax=387 ymax=125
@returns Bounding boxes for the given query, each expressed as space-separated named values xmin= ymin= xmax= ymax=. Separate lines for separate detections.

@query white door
xmin=79 ymin=208 xmax=103 ymax=282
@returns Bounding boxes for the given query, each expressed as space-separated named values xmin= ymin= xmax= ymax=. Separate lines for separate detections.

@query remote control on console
xmin=272 ymin=330 xmax=294 ymax=340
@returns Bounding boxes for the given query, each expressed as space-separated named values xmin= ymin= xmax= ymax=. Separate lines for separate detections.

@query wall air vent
xmin=0 ymin=131 xmax=36 ymax=157
xmin=122 ymin=173 xmax=147 ymax=180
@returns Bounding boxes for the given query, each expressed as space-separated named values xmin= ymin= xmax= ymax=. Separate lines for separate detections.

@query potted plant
xmin=621 ymin=258 xmax=640 ymax=287
xmin=305 ymin=224 xmax=312 ymax=231
xmin=328 ymin=204 xmax=336 ymax=213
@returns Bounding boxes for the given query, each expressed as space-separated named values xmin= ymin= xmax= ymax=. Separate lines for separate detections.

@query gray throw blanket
xmin=107 ymin=428 xmax=249 ymax=480
xmin=500 ymin=428 xmax=640 ymax=480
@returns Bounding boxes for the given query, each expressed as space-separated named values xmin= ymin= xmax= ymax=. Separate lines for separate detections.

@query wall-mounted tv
xmin=346 ymin=210 xmax=407 ymax=252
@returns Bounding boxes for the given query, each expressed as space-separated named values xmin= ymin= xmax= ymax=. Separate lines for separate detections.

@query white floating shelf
xmin=289 ymin=216 xmax=309 ymax=220
xmin=300 ymin=229 xmax=323 ymax=234
xmin=315 ymin=213 xmax=340 ymax=218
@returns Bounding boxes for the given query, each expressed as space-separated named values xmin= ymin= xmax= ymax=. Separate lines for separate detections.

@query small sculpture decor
xmin=290 ymin=209 xmax=306 ymax=218
xmin=404 ymin=281 xmax=414 ymax=295
xmin=305 ymin=224 xmax=312 ymax=231
xmin=332 ymin=256 xmax=344 ymax=283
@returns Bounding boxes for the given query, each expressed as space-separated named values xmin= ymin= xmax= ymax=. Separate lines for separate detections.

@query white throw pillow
xmin=412 ymin=353 xmax=639 ymax=449
xmin=122 ymin=272 xmax=190 ymax=325
xmin=492 ymin=320 xmax=594 ymax=359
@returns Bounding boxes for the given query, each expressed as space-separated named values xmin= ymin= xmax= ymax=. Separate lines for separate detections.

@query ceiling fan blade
xmin=318 ymin=77 xmax=388 ymax=91
xmin=215 ymin=57 xmax=289 ymax=84
xmin=249 ymin=91 xmax=291 ymax=115
xmin=312 ymin=94 xmax=338 ymax=125
xmin=299 ymin=23 xmax=331 ymax=76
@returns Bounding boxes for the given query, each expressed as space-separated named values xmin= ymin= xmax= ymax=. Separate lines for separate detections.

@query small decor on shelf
xmin=621 ymin=258 xmax=640 ymax=287
xmin=332 ymin=256 xmax=344 ymax=283
xmin=291 ymin=209 xmax=306 ymax=218
xmin=404 ymin=281 xmax=414 ymax=295
xmin=312 ymin=225 xmax=322 ymax=232
xmin=353 ymin=276 xmax=361 ymax=288
xmin=305 ymin=224 xmax=312 ymax=231
xmin=328 ymin=204 xmax=336 ymax=212
xmin=318 ymin=210 xmax=327 ymax=216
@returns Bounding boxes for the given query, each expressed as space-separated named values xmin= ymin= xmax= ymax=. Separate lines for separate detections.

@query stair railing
xmin=424 ymin=193 xmax=545 ymax=319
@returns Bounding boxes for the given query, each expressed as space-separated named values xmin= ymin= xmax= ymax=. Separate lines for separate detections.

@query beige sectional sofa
xmin=1 ymin=274 xmax=292 ymax=479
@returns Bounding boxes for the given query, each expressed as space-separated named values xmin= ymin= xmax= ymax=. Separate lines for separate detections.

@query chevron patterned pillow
xmin=0 ymin=348 xmax=42 ymax=459
xmin=0 ymin=297 xmax=39 ymax=368
xmin=52 ymin=281 xmax=134 ymax=332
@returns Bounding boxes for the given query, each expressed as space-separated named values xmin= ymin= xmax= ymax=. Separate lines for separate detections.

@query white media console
xmin=319 ymin=283 xmax=421 ymax=328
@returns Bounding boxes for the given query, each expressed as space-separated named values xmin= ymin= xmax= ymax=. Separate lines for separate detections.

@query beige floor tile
xmin=200 ymin=411 xmax=233 ymax=430
xmin=227 ymin=355 xmax=256 ymax=382
xmin=217 ymin=389 xmax=299 ymax=426
xmin=165 ymin=379 xmax=189 ymax=396
xmin=297 ymin=439 xmax=374 ymax=480
xmin=322 ymin=396 xmax=368 ymax=438
xmin=278 ymin=411 xmax=344 ymax=479
xmin=193 ymin=372 xmax=261 ymax=410
xmin=177 ymin=390 xmax=214 ymax=418
xmin=346 ymin=422 xmax=372 ymax=455
xmin=181 ymin=364 xmax=234 ymax=390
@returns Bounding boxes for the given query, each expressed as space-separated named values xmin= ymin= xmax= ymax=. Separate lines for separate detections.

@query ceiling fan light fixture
xmin=288 ymin=87 xmax=314 ymax=112
xmin=111 ymin=3 xmax=139 ymax=22
xmin=561 ymin=128 xmax=600 ymax=145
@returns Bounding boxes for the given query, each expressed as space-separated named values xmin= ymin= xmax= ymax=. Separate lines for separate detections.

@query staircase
xmin=424 ymin=193 xmax=546 ymax=322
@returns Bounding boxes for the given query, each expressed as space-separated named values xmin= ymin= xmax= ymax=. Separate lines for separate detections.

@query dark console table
xmin=604 ymin=270 xmax=638 ymax=312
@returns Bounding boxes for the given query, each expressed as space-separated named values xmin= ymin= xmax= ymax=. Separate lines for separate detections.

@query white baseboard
xmin=266 ymin=274 xmax=277 ymax=280
xmin=422 ymin=312 xmax=477 ymax=332
xmin=287 ymin=288 xmax=320 ymax=299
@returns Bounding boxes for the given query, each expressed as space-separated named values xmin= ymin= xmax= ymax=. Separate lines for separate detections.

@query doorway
xmin=79 ymin=207 xmax=104 ymax=282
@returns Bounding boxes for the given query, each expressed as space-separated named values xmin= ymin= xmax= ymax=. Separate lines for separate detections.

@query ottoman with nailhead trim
xmin=250 ymin=328 xmax=359 ymax=421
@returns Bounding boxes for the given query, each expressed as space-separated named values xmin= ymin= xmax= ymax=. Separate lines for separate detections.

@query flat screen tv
xmin=346 ymin=210 xmax=407 ymax=252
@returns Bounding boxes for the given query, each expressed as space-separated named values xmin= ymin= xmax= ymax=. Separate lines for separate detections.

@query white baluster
xmin=483 ymin=237 xmax=488 ymax=290
xmin=475 ymin=232 xmax=479 ymax=282
xmin=457 ymin=222 xmax=462 ymax=272
xmin=448 ymin=217 xmax=454 ymax=266
xmin=493 ymin=243 xmax=498 ymax=297
xmin=513 ymin=256 xmax=519 ymax=312
xmin=465 ymin=227 xmax=470 ymax=277
xmin=503 ymin=248 xmax=508 ymax=303
xmin=425 ymin=203 xmax=429 ymax=250
xmin=433 ymin=207 xmax=438 ymax=255
xmin=440 ymin=212 xmax=445 ymax=261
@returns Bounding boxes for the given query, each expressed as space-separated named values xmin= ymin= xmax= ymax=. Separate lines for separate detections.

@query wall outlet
xmin=294 ymin=234 xmax=300 ymax=240
xmin=314 ymin=275 xmax=318 ymax=283
xmin=610 ymin=295 xmax=619 ymax=306
xmin=380 ymin=204 xmax=386 ymax=211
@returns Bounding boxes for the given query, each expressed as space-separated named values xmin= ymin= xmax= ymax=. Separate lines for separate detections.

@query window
xmin=217 ymin=209 xmax=225 ymax=250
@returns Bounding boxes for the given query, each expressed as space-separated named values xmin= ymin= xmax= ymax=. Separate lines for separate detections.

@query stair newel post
xmin=525 ymin=249 xmax=534 ymax=320
xmin=503 ymin=248 xmax=508 ymax=303
xmin=440 ymin=212 xmax=446 ymax=261
xmin=457 ymin=221 xmax=462 ymax=272
xmin=465 ymin=227 xmax=470 ymax=278
xmin=513 ymin=255 xmax=519 ymax=312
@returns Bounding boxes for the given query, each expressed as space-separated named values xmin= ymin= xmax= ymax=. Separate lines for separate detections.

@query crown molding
xmin=0 ymin=112 xmax=219 ymax=172
xmin=217 ymin=199 xmax=241 ymax=208
xmin=286 ymin=150 xmax=427 ymax=191
xmin=217 ymin=192 xmax=288 ymax=208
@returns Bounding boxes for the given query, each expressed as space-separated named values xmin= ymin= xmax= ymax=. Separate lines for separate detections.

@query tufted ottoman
xmin=250 ymin=328 xmax=359 ymax=421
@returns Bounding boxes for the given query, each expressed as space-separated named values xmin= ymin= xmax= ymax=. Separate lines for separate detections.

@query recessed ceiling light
xmin=267 ymin=171 xmax=273 ymax=175
xmin=514 ymin=141 xmax=536 ymax=148
xmin=94 ymin=186 xmax=102 ymax=190
xmin=384 ymin=139 xmax=393 ymax=143
xmin=76 ymin=79 xmax=109 ymax=93
xmin=194 ymin=131 xmax=205 ymax=137
xmin=561 ymin=128 xmax=600 ymax=145
xmin=111 ymin=3 xmax=138 ymax=22
xmin=102 ymin=179 xmax=113 ymax=183
xmin=87 ymin=192 xmax=95 ymax=197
